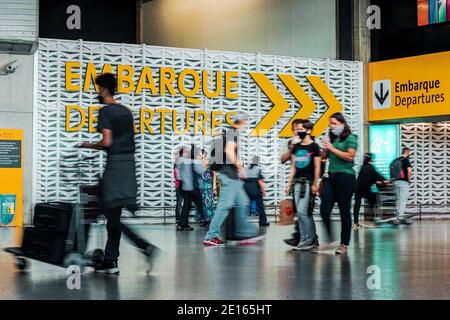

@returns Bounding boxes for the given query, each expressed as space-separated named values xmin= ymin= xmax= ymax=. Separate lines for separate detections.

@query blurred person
xmin=81 ymin=73 xmax=158 ymax=274
xmin=390 ymin=147 xmax=413 ymax=221
xmin=319 ymin=112 xmax=358 ymax=255
xmin=199 ymin=149 xmax=216 ymax=227
xmin=203 ymin=112 xmax=264 ymax=246
xmin=243 ymin=156 xmax=269 ymax=227
xmin=178 ymin=146 xmax=206 ymax=231
xmin=353 ymin=153 xmax=389 ymax=229
xmin=174 ymin=147 xmax=187 ymax=225
xmin=284 ymin=119 xmax=321 ymax=251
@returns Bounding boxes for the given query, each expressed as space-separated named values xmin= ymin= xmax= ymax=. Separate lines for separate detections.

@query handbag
xmin=278 ymin=199 xmax=295 ymax=225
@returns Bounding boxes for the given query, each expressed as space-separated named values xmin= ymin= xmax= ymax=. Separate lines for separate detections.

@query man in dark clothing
xmin=353 ymin=153 xmax=388 ymax=228
xmin=81 ymin=73 xmax=158 ymax=274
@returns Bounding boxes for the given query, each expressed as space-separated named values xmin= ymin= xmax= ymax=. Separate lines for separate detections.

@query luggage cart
xmin=4 ymin=154 xmax=104 ymax=271
xmin=362 ymin=183 xmax=414 ymax=227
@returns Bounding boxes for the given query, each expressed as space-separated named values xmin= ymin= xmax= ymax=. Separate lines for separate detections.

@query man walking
xmin=81 ymin=73 xmax=159 ymax=274
xmin=203 ymin=113 xmax=263 ymax=246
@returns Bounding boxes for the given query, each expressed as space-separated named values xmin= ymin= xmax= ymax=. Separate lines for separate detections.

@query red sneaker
xmin=203 ymin=238 xmax=225 ymax=247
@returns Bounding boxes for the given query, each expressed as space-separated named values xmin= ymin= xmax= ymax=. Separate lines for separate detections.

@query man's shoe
xmin=259 ymin=222 xmax=270 ymax=227
xmin=95 ymin=261 xmax=119 ymax=274
xmin=142 ymin=244 xmax=161 ymax=273
xmin=283 ymin=237 xmax=300 ymax=247
xmin=184 ymin=225 xmax=194 ymax=231
xmin=236 ymin=235 xmax=266 ymax=245
xmin=203 ymin=238 xmax=225 ymax=247
xmin=293 ymin=240 xmax=320 ymax=251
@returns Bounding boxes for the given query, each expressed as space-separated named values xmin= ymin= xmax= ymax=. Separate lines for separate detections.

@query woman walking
xmin=320 ymin=112 xmax=358 ymax=254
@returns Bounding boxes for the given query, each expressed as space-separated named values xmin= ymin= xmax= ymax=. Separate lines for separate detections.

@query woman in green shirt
xmin=320 ymin=112 xmax=358 ymax=254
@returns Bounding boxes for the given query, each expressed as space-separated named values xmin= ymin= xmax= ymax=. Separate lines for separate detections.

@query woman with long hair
xmin=319 ymin=112 xmax=358 ymax=254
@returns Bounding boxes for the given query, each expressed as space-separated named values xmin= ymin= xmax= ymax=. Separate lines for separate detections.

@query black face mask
xmin=297 ymin=131 xmax=307 ymax=140
xmin=97 ymin=95 xmax=104 ymax=104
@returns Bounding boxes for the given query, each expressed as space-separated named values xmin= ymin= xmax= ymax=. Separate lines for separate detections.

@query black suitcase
xmin=21 ymin=227 xmax=68 ymax=265
xmin=33 ymin=202 xmax=74 ymax=234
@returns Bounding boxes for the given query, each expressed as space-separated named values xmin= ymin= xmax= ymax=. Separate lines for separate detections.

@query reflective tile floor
xmin=1 ymin=220 xmax=450 ymax=300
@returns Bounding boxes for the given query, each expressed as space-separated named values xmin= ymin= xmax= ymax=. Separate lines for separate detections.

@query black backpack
xmin=389 ymin=157 xmax=404 ymax=180
xmin=209 ymin=135 xmax=226 ymax=172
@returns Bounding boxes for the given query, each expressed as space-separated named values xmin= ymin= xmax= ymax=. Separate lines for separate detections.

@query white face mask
xmin=331 ymin=124 xmax=345 ymax=137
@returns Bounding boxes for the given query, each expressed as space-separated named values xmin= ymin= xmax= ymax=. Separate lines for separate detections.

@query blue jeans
xmin=293 ymin=181 xmax=317 ymax=244
xmin=205 ymin=174 xmax=257 ymax=240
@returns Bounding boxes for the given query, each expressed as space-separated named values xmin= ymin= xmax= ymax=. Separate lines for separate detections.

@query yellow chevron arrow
xmin=249 ymin=73 xmax=343 ymax=137
xmin=306 ymin=76 xmax=343 ymax=136
xmin=249 ymin=72 xmax=290 ymax=137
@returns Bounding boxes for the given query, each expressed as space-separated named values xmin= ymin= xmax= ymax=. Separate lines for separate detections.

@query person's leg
xmin=192 ymin=189 xmax=205 ymax=223
xmin=394 ymin=181 xmax=401 ymax=216
xmin=353 ymin=192 xmax=362 ymax=225
xmin=104 ymin=207 xmax=123 ymax=263
xmin=255 ymin=193 xmax=268 ymax=225
xmin=319 ymin=177 xmax=336 ymax=243
xmin=397 ymin=181 xmax=409 ymax=216
xmin=205 ymin=175 xmax=236 ymax=240
xmin=367 ymin=192 xmax=377 ymax=216
xmin=234 ymin=180 xmax=258 ymax=238
xmin=335 ymin=174 xmax=356 ymax=246
xmin=294 ymin=181 xmax=317 ymax=245
xmin=179 ymin=190 xmax=192 ymax=228
xmin=175 ymin=187 xmax=183 ymax=224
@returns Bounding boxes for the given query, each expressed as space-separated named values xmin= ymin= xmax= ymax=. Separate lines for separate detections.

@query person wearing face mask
xmin=280 ymin=121 xmax=304 ymax=246
xmin=391 ymin=147 xmax=413 ymax=222
xmin=284 ymin=119 xmax=321 ymax=251
xmin=319 ymin=112 xmax=358 ymax=255
xmin=81 ymin=73 xmax=159 ymax=274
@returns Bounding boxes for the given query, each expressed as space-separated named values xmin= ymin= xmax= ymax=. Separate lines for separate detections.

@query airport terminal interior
xmin=2 ymin=0 xmax=450 ymax=303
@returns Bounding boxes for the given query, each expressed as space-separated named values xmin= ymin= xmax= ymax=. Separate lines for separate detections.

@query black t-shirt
xmin=292 ymin=142 xmax=320 ymax=180
xmin=221 ymin=129 xmax=240 ymax=180
xmin=97 ymin=104 xmax=135 ymax=155
xmin=400 ymin=157 xmax=412 ymax=182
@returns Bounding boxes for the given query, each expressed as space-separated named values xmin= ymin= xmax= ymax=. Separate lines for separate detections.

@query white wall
xmin=142 ymin=0 xmax=336 ymax=59
xmin=0 ymin=53 xmax=35 ymax=224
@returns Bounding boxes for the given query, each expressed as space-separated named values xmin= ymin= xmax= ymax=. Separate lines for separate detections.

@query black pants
xmin=175 ymin=187 xmax=183 ymax=224
xmin=320 ymin=173 xmax=356 ymax=246
xmin=244 ymin=181 xmax=267 ymax=225
xmin=353 ymin=189 xmax=377 ymax=224
xmin=179 ymin=189 xmax=204 ymax=227
xmin=105 ymin=207 xmax=151 ymax=263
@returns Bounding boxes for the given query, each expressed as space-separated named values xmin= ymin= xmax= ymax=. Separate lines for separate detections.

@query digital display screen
xmin=369 ymin=124 xmax=399 ymax=179
xmin=418 ymin=0 xmax=449 ymax=26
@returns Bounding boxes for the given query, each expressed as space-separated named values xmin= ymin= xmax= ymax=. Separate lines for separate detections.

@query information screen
xmin=369 ymin=124 xmax=399 ymax=179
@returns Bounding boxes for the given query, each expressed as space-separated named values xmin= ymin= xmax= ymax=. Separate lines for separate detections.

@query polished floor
xmin=1 ymin=220 xmax=450 ymax=300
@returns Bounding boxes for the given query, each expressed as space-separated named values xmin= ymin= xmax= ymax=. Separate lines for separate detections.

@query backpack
xmin=208 ymin=135 xmax=226 ymax=172
xmin=389 ymin=157 xmax=405 ymax=181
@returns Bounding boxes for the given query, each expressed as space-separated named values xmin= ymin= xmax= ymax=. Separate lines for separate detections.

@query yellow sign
xmin=369 ymin=51 xmax=450 ymax=122
xmin=0 ymin=129 xmax=23 ymax=227
xmin=65 ymin=62 xmax=343 ymax=137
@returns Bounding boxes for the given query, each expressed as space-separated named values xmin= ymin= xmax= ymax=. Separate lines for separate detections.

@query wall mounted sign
xmin=369 ymin=51 xmax=450 ymax=123
xmin=0 ymin=129 xmax=23 ymax=227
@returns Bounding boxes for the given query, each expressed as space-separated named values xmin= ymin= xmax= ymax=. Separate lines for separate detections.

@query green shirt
xmin=328 ymin=134 xmax=358 ymax=175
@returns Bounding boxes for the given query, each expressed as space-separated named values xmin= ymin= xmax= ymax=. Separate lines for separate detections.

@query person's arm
xmin=225 ymin=141 xmax=244 ymax=176
xmin=323 ymin=136 xmax=357 ymax=162
xmin=281 ymin=140 xmax=295 ymax=164
xmin=81 ymin=128 xmax=112 ymax=150
xmin=258 ymin=179 xmax=266 ymax=196
xmin=372 ymin=165 xmax=387 ymax=183
xmin=284 ymin=155 xmax=296 ymax=195
xmin=312 ymin=156 xmax=321 ymax=194
xmin=407 ymin=167 xmax=412 ymax=183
